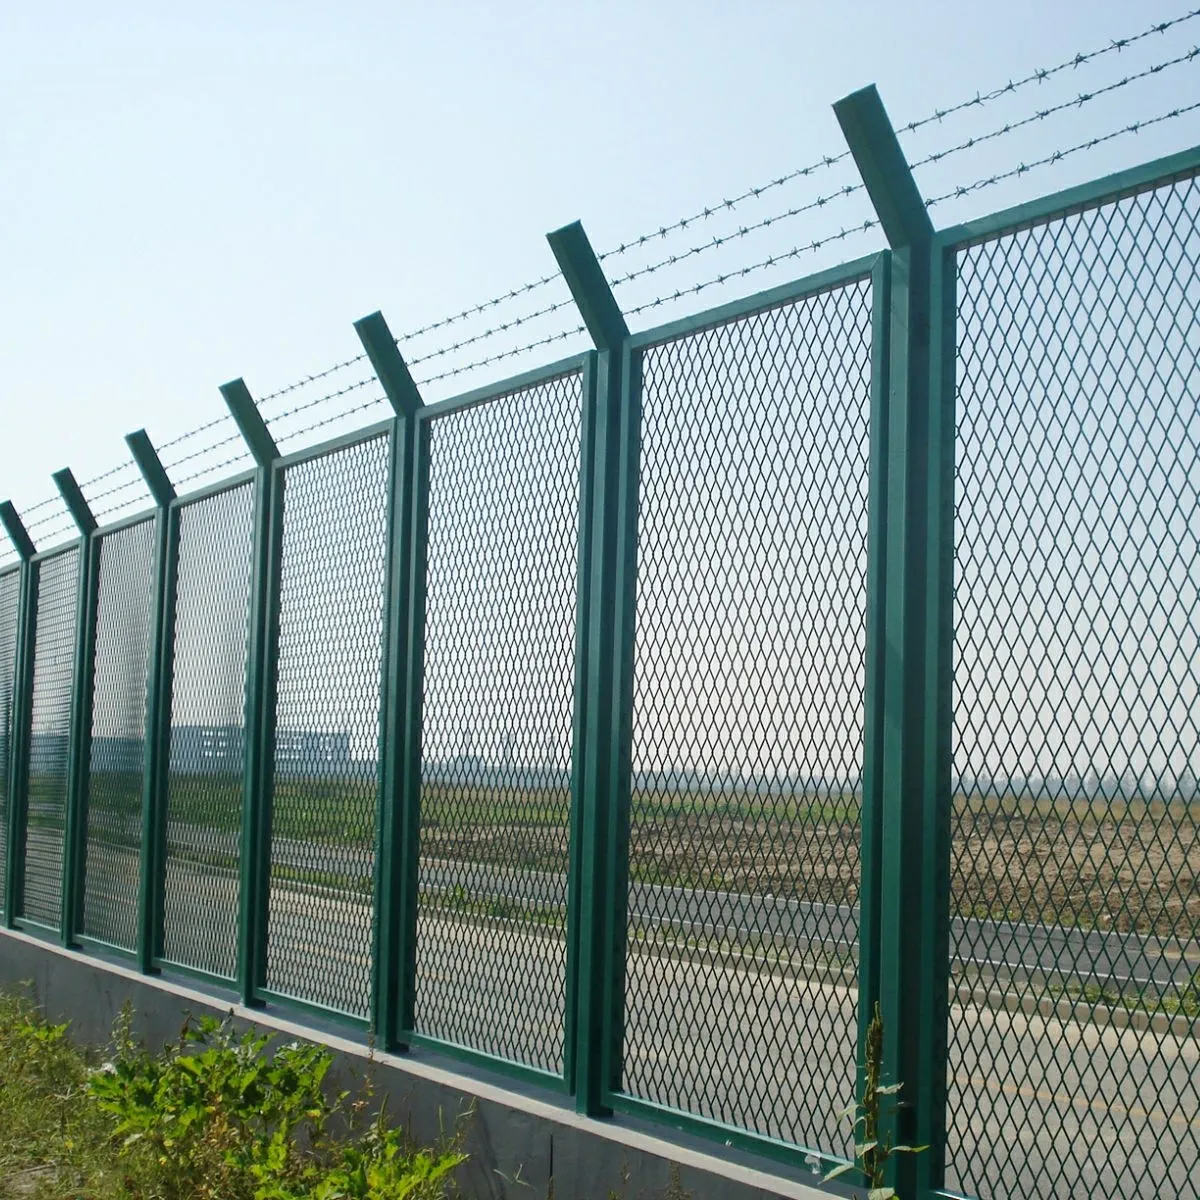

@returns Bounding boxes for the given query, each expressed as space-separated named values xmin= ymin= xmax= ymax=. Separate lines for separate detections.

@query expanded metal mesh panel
xmin=415 ymin=372 xmax=583 ymax=1073
xmin=162 ymin=484 xmax=255 ymax=979
xmin=266 ymin=434 xmax=390 ymax=1017
xmin=0 ymin=569 xmax=19 ymax=915
xmin=23 ymin=549 xmax=80 ymax=929
xmin=81 ymin=518 xmax=156 ymax=950
xmin=949 ymin=176 xmax=1200 ymax=1200
xmin=620 ymin=281 xmax=873 ymax=1153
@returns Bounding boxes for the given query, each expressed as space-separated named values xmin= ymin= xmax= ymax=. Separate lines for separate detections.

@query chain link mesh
xmin=414 ymin=371 xmax=583 ymax=1074
xmin=162 ymin=484 xmax=255 ymax=979
xmin=0 ymin=568 xmax=20 ymax=916
xmin=81 ymin=518 xmax=156 ymax=951
xmin=22 ymin=548 xmax=80 ymax=929
xmin=948 ymin=174 xmax=1200 ymax=1199
xmin=619 ymin=280 xmax=873 ymax=1154
xmin=265 ymin=433 xmax=391 ymax=1018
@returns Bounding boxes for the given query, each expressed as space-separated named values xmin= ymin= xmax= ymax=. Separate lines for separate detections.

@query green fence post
xmin=546 ymin=220 xmax=632 ymax=1116
xmin=221 ymin=380 xmax=281 ymax=1009
xmin=51 ymin=469 xmax=99 ymax=948
xmin=354 ymin=310 xmax=424 ymax=1051
xmin=0 ymin=503 xmax=36 ymax=928
xmin=834 ymin=84 xmax=954 ymax=1199
xmin=126 ymin=430 xmax=177 ymax=974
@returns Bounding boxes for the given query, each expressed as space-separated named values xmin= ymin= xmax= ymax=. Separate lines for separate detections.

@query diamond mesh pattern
xmin=414 ymin=372 xmax=583 ymax=1074
xmin=22 ymin=548 xmax=79 ymax=930
xmin=0 ymin=568 xmax=19 ymax=916
xmin=81 ymin=518 xmax=156 ymax=950
xmin=619 ymin=282 xmax=873 ymax=1154
xmin=266 ymin=434 xmax=390 ymax=1018
xmin=948 ymin=176 xmax=1200 ymax=1200
xmin=162 ymin=484 xmax=255 ymax=979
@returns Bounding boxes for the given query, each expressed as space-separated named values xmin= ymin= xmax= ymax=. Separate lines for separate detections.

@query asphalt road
xmin=18 ymin=827 xmax=1200 ymax=1199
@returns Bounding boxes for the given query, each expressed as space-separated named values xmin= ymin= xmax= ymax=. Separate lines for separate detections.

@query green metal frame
xmin=17 ymin=540 xmax=84 ymax=933
xmin=221 ymin=379 xmax=282 ymax=1009
xmin=399 ymin=351 xmax=590 ymax=1091
xmin=835 ymin=83 xmax=950 ymax=1198
xmin=599 ymin=245 xmax=885 ymax=1170
xmin=0 ymin=504 xmax=36 ymax=928
xmin=127 ymin=430 xmax=177 ymax=974
xmin=354 ymin=311 xmax=424 ymax=1051
xmin=547 ymin=220 xmax=629 ymax=1115
xmin=52 ymin=468 xmax=99 ymax=948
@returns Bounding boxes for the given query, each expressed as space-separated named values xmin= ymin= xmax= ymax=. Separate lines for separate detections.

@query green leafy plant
xmin=87 ymin=1011 xmax=465 ymax=1200
xmin=823 ymin=1002 xmax=927 ymax=1200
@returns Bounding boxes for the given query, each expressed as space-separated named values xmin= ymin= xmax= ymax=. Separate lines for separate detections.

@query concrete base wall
xmin=0 ymin=928 xmax=836 ymax=1200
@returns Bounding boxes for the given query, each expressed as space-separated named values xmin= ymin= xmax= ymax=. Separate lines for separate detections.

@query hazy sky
xmin=2 ymin=0 xmax=1199 ymax=558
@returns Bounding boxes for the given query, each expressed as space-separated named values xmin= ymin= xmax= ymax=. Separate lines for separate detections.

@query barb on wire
xmin=924 ymin=99 xmax=1200 ymax=210
xmin=911 ymin=47 xmax=1200 ymax=172
xmin=405 ymin=294 xmax=578 ymax=369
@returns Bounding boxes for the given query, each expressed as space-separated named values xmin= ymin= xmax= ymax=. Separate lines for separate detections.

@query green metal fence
xmin=1 ymin=86 xmax=1198 ymax=1200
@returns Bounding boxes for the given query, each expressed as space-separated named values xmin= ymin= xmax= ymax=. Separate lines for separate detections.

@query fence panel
xmin=160 ymin=482 xmax=256 ymax=979
xmin=80 ymin=517 xmax=157 ymax=951
xmin=21 ymin=547 xmax=80 ymax=930
xmin=616 ymin=274 xmax=875 ymax=1156
xmin=413 ymin=369 xmax=585 ymax=1076
xmin=264 ymin=431 xmax=391 ymax=1018
xmin=947 ymin=171 xmax=1200 ymax=1199
xmin=0 ymin=567 xmax=19 ymax=916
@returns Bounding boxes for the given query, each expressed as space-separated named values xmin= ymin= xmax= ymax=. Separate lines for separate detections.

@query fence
xmin=1 ymin=85 xmax=1198 ymax=1200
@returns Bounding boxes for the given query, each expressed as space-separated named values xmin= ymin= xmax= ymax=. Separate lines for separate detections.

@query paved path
xmin=22 ymin=829 xmax=1200 ymax=1199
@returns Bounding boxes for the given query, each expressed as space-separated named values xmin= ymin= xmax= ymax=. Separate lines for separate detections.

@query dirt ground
xmin=419 ymin=793 xmax=1199 ymax=940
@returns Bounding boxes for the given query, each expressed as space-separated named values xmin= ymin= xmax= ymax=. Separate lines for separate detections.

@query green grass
xmin=0 ymin=987 xmax=466 ymax=1200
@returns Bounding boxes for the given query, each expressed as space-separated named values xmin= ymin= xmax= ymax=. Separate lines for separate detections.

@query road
xmin=19 ymin=826 xmax=1200 ymax=1199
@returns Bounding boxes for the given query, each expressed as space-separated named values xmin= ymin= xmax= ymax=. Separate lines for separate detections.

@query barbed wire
xmin=610 ymin=43 xmax=1199 ymax=296
xmin=411 ymin=324 xmax=587 ymax=390
xmin=264 ymin=372 xmax=379 ymax=429
xmin=924 ymin=99 xmax=1200 ymax=210
xmin=597 ymin=7 xmax=1200 ymax=267
xmin=622 ymin=220 xmax=879 ymax=320
xmin=11 ymin=7 xmax=1200 ymax=518
xmin=172 ymin=449 xmax=255 ymax=491
xmin=257 ymin=351 xmax=369 ymax=405
xmin=84 ymin=472 xmax=148 ymax=510
xmin=910 ymin=47 xmax=1200 ymax=172
xmin=162 ymin=429 xmax=246 ymax=474
xmin=237 ymin=6 xmax=1200 ymax=419
xmin=275 ymin=394 xmax=391 ymax=449
xmin=156 ymin=413 xmax=233 ymax=453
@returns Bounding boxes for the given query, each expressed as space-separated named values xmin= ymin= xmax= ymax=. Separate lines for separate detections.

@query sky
xmin=2 ymin=0 xmax=1200 ymax=549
